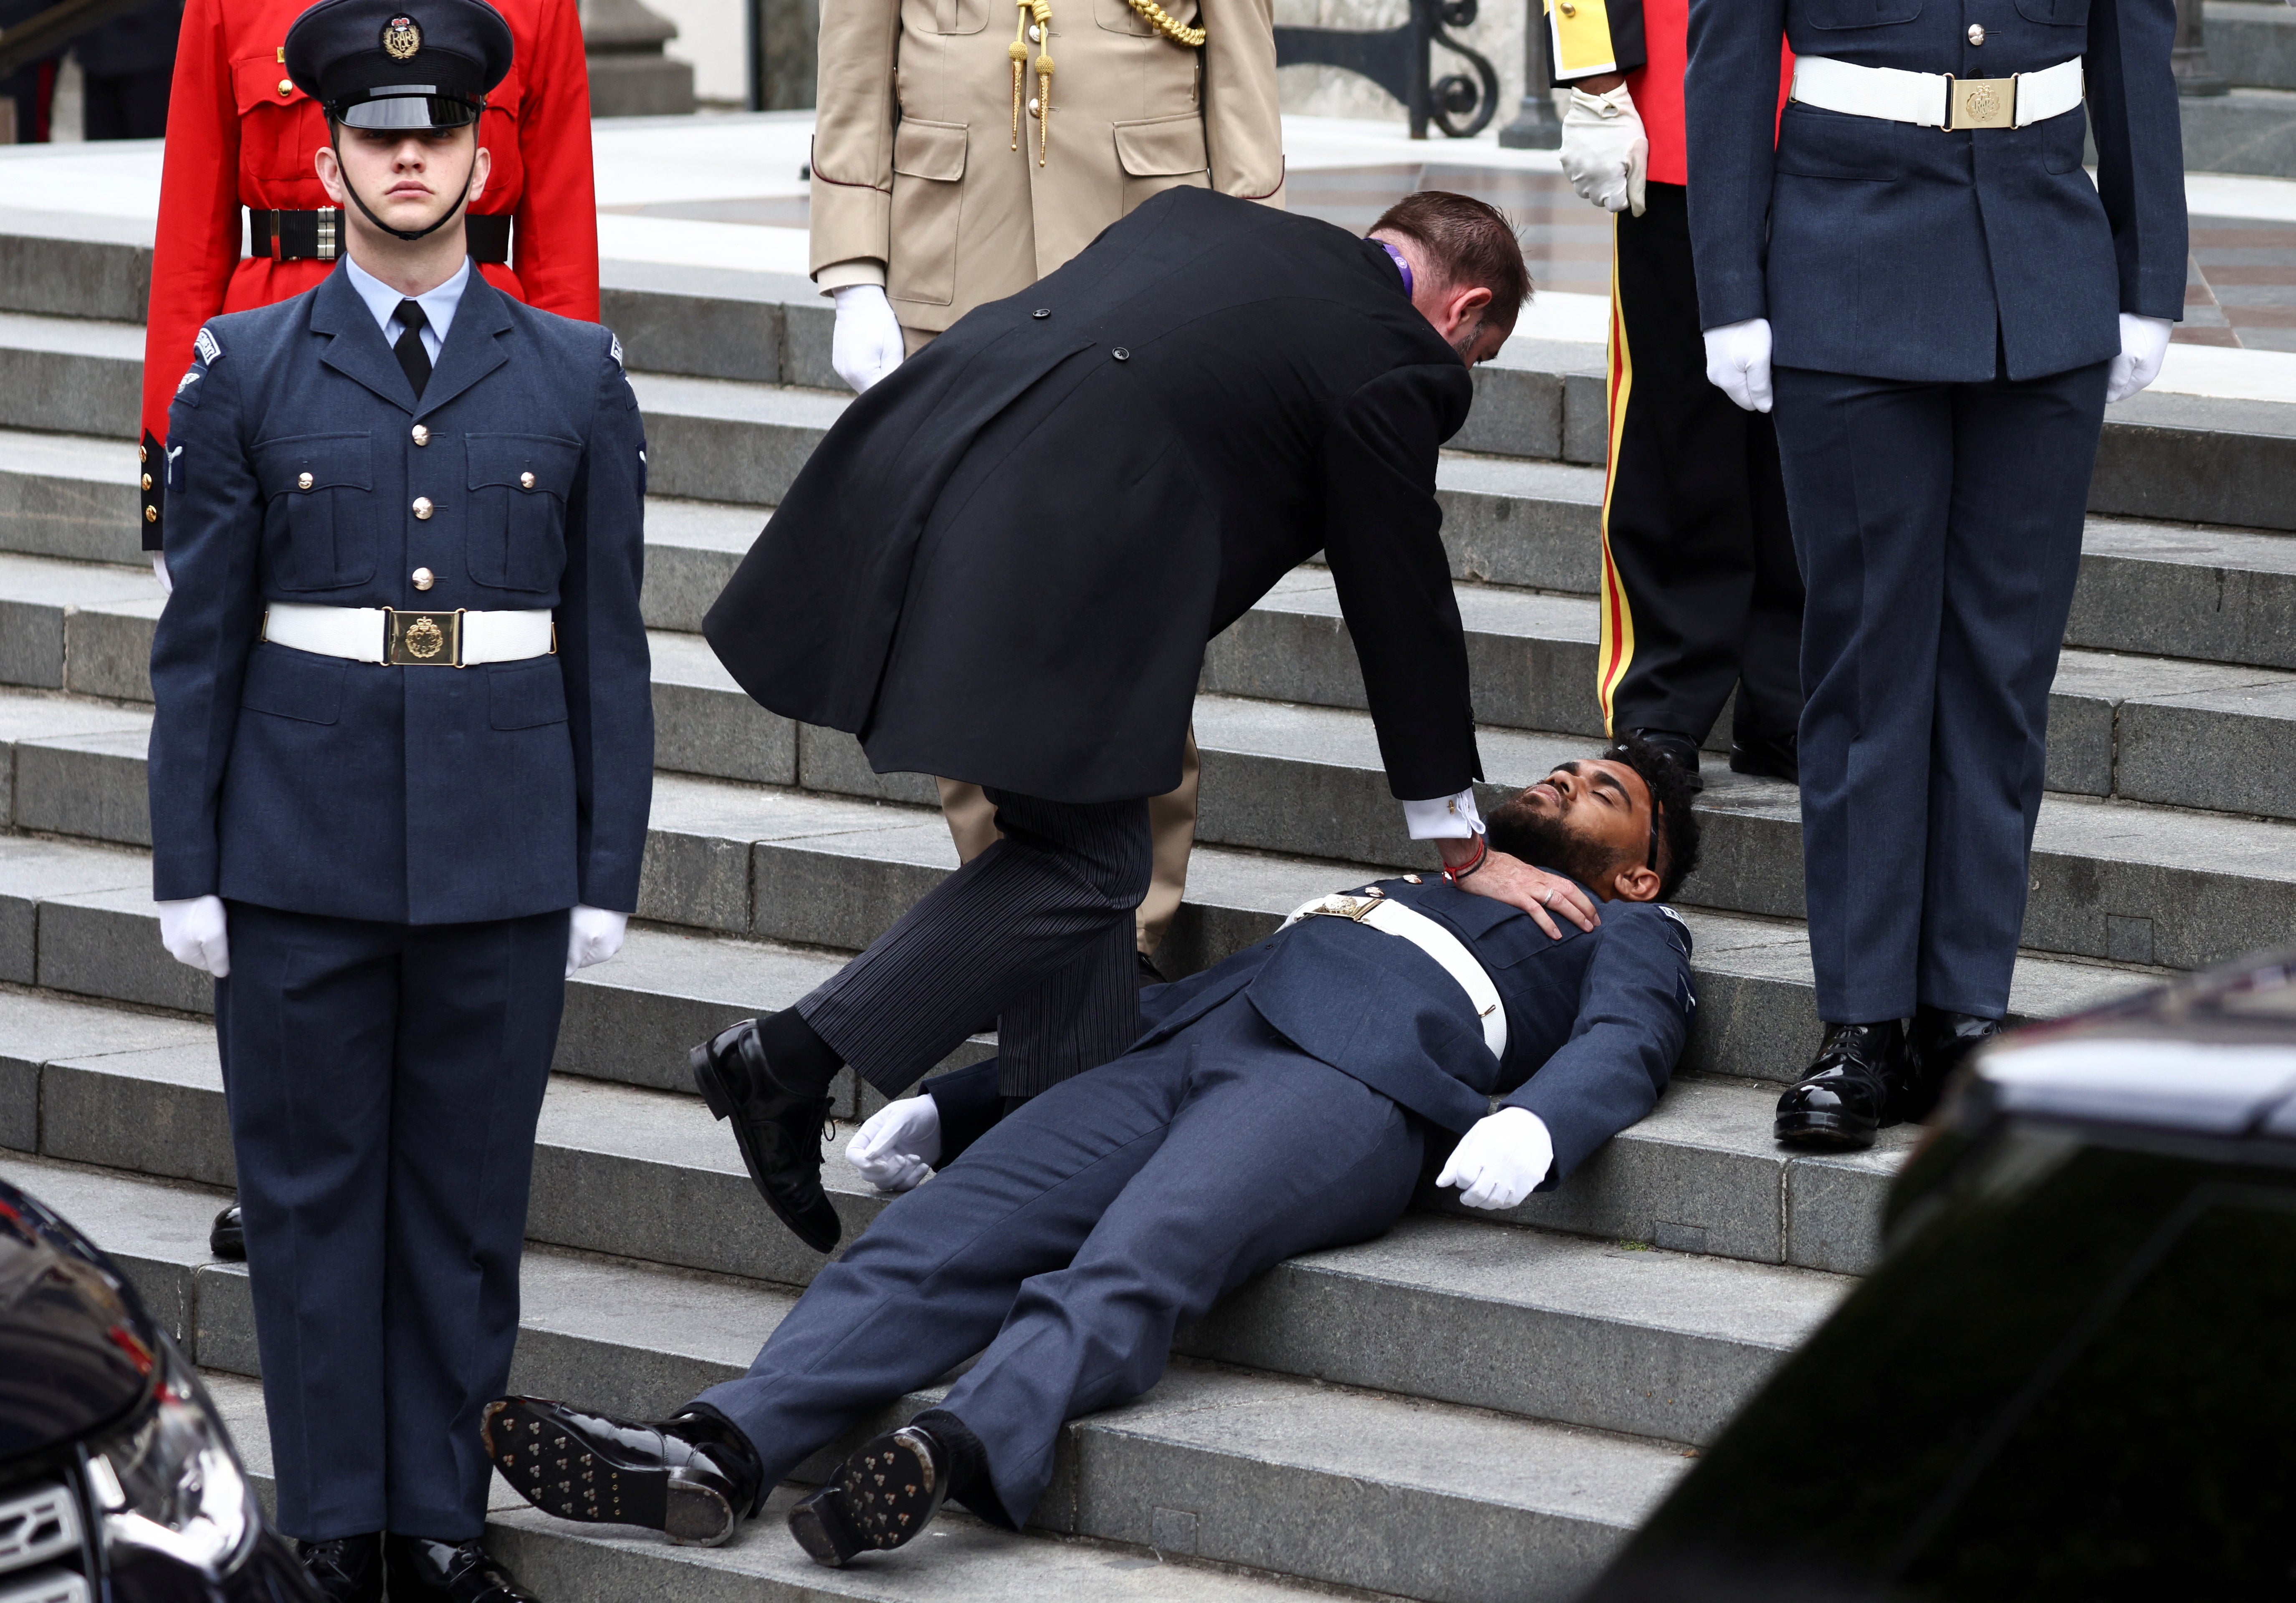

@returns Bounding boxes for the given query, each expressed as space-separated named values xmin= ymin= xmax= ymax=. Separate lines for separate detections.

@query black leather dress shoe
xmin=210 ymin=1203 xmax=245 ymax=1260
xmin=1774 ymin=1020 xmax=1907 ymax=1151
xmin=297 ymin=1534 xmax=383 ymax=1602
xmin=789 ymin=1423 xmax=955 ymax=1568
xmin=690 ymin=1015 xmax=841 ymax=1253
xmin=382 ymin=1536 xmax=534 ymax=1603
xmin=1900 ymin=1007 xmax=2003 ymax=1125
xmin=1629 ymin=728 xmax=1704 ymax=793
xmin=1727 ymin=732 xmax=1799 ymax=785
xmin=481 ymin=1396 xmax=760 ymax=1547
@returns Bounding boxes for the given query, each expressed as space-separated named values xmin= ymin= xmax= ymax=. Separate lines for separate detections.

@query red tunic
xmin=139 ymin=0 xmax=599 ymax=459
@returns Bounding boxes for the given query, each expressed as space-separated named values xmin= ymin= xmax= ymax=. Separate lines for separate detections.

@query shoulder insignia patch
xmin=607 ymin=331 xmax=624 ymax=371
xmin=195 ymin=326 xmax=221 ymax=365
xmin=175 ymin=368 xmax=201 ymax=394
xmin=1658 ymin=904 xmax=1687 ymax=928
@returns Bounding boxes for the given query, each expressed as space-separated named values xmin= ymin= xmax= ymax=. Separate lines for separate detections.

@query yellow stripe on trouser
xmin=1596 ymin=216 xmax=1636 ymax=736
xmin=1545 ymin=0 xmax=1621 ymax=78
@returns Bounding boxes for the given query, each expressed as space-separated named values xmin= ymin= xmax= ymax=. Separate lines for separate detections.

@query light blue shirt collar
xmin=343 ymin=254 xmax=470 ymax=364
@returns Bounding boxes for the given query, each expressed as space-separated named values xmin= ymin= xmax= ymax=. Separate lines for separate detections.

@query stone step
xmin=0 ymin=1148 xmax=1694 ymax=1602
xmin=17 ymin=304 xmax=2296 ymax=532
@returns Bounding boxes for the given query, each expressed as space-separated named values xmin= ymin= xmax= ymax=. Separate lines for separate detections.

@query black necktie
xmin=393 ymin=298 xmax=431 ymax=398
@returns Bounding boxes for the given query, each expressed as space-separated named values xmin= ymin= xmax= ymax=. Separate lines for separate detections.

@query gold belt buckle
xmin=1947 ymin=74 xmax=2015 ymax=131
xmin=387 ymin=608 xmax=464 ymax=666
xmin=1306 ymin=891 xmax=1383 ymax=923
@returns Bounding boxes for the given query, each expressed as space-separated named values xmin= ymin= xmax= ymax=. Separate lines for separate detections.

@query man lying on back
xmin=482 ymin=737 xmax=1702 ymax=1568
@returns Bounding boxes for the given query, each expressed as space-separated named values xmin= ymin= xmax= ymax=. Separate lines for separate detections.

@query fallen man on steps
xmin=481 ymin=740 xmax=1702 ymax=1566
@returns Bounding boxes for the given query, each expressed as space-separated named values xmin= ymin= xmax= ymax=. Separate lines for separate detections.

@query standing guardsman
xmin=137 ymin=0 xmax=597 ymax=567
xmin=144 ymin=1 xmax=653 ymax=1597
xmin=1686 ymin=0 xmax=2183 ymax=1146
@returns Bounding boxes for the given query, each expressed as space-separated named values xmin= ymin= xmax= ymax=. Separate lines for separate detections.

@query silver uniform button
xmin=520 ymin=471 xmax=536 ymax=489
xmin=1027 ymin=22 xmax=1040 ymax=40
xmin=412 ymin=496 xmax=434 ymax=520
xmin=412 ymin=567 xmax=435 ymax=591
xmin=411 ymin=423 xmax=430 ymax=446
xmin=1967 ymin=22 xmax=1984 ymax=43
xmin=1027 ymin=96 xmax=1041 ymax=116
xmin=297 ymin=471 xmax=314 ymax=490
xmin=1113 ymin=347 xmax=1130 ymax=361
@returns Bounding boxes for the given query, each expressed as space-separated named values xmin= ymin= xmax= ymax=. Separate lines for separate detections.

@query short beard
xmin=1448 ymin=314 xmax=1487 ymax=362
xmin=1484 ymin=796 xmax=1621 ymax=894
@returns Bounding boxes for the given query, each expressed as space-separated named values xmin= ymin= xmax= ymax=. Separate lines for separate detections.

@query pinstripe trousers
xmin=797 ymin=790 xmax=1153 ymax=1099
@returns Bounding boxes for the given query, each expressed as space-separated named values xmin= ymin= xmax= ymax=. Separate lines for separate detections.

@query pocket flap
xmin=1114 ymin=114 xmax=1209 ymax=178
xmin=253 ymin=433 xmax=372 ymax=498
xmin=232 ymin=53 xmax=306 ymax=114
xmin=893 ymin=119 xmax=969 ymax=182
xmin=488 ymin=659 xmax=570 ymax=729
xmin=241 ymin=641 xmax=346 ymax=724
xmin=466 ymin=433 xmax=584 ymax=498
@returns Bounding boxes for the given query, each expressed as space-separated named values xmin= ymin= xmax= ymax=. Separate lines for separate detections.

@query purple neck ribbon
xmin=1377 ymin=238 xmax=1414 ymax=299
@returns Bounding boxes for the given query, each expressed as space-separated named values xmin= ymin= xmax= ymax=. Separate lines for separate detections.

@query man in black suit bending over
xmin=484 ymin=739 xmax=1701 ymax=1564
xmin=690 ymin=188 xmax=1581 ymax=1255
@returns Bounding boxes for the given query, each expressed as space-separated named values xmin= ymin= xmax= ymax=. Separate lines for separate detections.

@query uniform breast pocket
xmin=1796 ymin=0 xmax=1922 ymax=26
xmin=465 ymin=433 xmax=583 ymax=593
xmin=1115 ymin=113 xmax=1211 ymax=213
xmin=2013 ymin=0 xmax=2089 ymax=24
xmin=253 ymin=433 xmax=375 ymax=591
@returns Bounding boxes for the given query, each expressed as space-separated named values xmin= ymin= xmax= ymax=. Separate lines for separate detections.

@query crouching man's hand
xmin=1436 ymin=1107 xmax=1554 ymax=1210
xmin=848 ymin=1094 xmax=943 ymax=1193
xmin=157 ymin=895 xmax=230 ymax=977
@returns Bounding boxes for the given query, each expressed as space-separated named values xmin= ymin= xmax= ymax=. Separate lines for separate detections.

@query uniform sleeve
xmin=807 ymin=0 xmax=901 ymax=279
xmin=1199 ymin=0 xmax=1285 ymax=205
xmin=1547 ymin=0 xmax=1646 ymax=81
xmin=1499 ymin=906 xmax=1694 ymax=1181
xmin=2087 ymin=0 xmax=2187 ymax=322
xmin=1320 ymin=360 xmax=1482 ymax=802
xmin=510 ymin=0 xmax=602 ymax=322
xmin=140 ymin=0 xmax=242 ymax=547
xmin=1682 ymin=0 xmax=1786 ymax=330
xmin=147 ymin=334 xmax=263 ymax=899
xmin=557 ymin=338 xmax=654 ymax=910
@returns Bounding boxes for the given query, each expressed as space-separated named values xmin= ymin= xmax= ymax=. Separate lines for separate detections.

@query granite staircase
xmin=3 ymin=205 xmax=2293 ymax=1602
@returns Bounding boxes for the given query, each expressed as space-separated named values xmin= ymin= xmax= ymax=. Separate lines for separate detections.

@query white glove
xmin=156 ymin=895 xmax=229 ymax=977
xmin=1560 ymin=83 xmax=1649 ymax=217
xmin=565 ymin=905 xmax=628 ymax=978
xmin=152 ymin=552 xmax=172 ymax=593
xmin=830 ymin=284 xmax=905 ymax=394
xmin=847 ymin=1094 xmax=943 ymax=1193
xmin=1436 ymin=1106 xmax=1555 ymax=1210
xmin=1703 ymin=317 xmax=1774 ymax=413
xmin=2106 ymin=313 xmax=2173 ymax=405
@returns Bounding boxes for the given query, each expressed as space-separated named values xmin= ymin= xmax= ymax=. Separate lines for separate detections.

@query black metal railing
xmin=1274 ymin=0 xmax=1501 ymax=139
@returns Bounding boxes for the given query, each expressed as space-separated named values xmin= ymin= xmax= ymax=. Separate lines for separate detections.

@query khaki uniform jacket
xmin=809 ymin=0 xmax=1286 ymax=333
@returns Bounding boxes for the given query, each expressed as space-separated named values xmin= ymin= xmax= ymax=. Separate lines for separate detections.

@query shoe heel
xmin=690 ymin=1041 xmax=731 ymax=1121
xmin=663 ymin=1481 xmax=737 ymax=1548
xmin=788 ymin=1485 xmax=863 ymax=1569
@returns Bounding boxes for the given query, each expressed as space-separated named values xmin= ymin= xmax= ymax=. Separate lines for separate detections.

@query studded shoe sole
xmin=689 ymin=1037 xmax=841 ymax=1254
xmin=788 ymin=1428 xmax=943 ymax=1568
xmin=481 ymin=1398 xmax=736 ymax=1547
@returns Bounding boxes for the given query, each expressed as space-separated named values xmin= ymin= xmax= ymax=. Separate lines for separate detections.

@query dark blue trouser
xmin=693 ymin=995 xmax=1425 ymax=1527
xmin=1770 ymin=359 xmax=2109 ymax=1023
xmin=215 ymin=901 xmax=568 ymax=1541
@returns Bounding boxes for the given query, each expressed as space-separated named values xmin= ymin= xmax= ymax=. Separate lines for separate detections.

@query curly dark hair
xmin=1606 ymin=733 xmax=1702 ymax=904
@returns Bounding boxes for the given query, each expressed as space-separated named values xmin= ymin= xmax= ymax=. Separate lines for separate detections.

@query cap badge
xmin=382 ymin=15 xmax=422 ymax=59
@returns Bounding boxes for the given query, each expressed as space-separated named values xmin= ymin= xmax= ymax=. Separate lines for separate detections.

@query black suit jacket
xmin=704 ymin=186 xmax=1482 ymax=804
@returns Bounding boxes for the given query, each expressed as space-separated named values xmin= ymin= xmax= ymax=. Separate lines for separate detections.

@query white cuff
xmin=814 ymin=258 xmax=888 ymax=295
xmin=1403 ymin=788 xmax=1485 ymax=841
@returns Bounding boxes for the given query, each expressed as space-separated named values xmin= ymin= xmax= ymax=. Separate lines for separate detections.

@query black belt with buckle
xmin=250 ymin=209 xmax=511 ymax=264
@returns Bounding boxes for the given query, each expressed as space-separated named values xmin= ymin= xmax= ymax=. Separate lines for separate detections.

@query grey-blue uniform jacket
xmin=147 ymin=265 xmax=653 ymax=923
xmin=1684 ymin=0 xmax=2186 ymax=383
xmin=939 ymin=874 xmax=1698 ymax=1183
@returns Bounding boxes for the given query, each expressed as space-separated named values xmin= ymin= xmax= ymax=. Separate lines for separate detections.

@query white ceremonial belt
xmin=262 ymin=603 xmax=556 ymax=668
xmin=1283 ymin=891 xmax=1508 ymax=1061
xmin=1790 ymin=53 xmax=2083 ymax=132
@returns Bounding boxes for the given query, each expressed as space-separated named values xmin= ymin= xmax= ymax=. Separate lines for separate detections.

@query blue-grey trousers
xmin=215 ymin=901 xmax=568 ymax=1541
xmin=1770 ymin=358 xmax=2109 ymax=1023
xmin=693 ymin=994 xmax=1426 ymax=1527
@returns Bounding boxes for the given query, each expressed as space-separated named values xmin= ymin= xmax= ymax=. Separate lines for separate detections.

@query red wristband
xmin=1439 ymin=833 xmax=1489 ymax=885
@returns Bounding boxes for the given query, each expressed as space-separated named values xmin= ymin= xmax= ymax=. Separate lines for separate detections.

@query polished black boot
xmin=689 ymin=1011 xmax=843 ymax=1252
xmin=210 ymin=1202 xmax=245 ymax=1260
xmin=788 ymin=1410 xmax=983 ymax=1568
xmin=1629 ymin=727 xmax=1704 ymax=793
xmin=481 ymin=1396 xmax=763 ymax=1547
xmin=1727 ymin=731 xmax=1798 ymax=784
xmin=382 ymin=1536 xmax=534 ymax=1603
xmin=297 ymin=1534 xmax=383 ymax=1603
xmin=1899 ymin=1007 xmax=2003 ymax=1125
xmin=1774 ymin=1020 xmax=1907 ymax=1151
